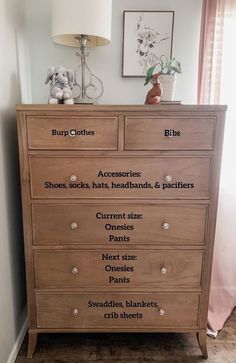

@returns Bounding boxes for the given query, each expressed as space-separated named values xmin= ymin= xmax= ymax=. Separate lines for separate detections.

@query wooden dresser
xmin=16 ymin=105 xmax=226 ymax=358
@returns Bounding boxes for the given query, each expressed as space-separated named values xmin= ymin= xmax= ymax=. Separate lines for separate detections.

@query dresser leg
xmin=197 ymin=331 xmax=208 ymax=359
xmin=27 ymin=332 xmax=38 ymax=358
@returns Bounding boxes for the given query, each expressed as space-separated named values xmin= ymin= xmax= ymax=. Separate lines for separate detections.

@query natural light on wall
xmin=220 ymin=8 xmax=236 ymax=184
xmin=208 ymin=3 xmax=236 ymax=332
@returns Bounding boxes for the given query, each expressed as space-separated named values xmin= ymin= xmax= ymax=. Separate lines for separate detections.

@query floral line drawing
xmin=123 ymin=11 xmax=174 ymax=77
xmin=136 ymin=16 xmax=170 ymax=74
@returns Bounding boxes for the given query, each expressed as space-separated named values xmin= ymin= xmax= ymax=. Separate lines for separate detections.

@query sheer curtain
xmin=198 ymin=0 xmax=236 ymax=332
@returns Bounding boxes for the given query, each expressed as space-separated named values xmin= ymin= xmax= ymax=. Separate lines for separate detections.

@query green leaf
xmin=158 ymin=54 xmax=182 ymax=75
xmin=175 ymin=60 xmax=182 ymax=73
xmin=171 ymin=66 xmax=181 ymax=74
xmin=144 ymin=65 xmax=156 ymax=85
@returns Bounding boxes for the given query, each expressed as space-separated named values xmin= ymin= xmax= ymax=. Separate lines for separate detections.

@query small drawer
xmin=34 ymin=250 xmax=203 ymax=288
xmin=26 ymin=116 xmax=118 ymax=150
xmin=125 ymin=117 xmax=215 ymax=150
xmin=32 ymin=204 xmax=207 ymax=245
xmin=36 ymin=292 xmax=200 ymax=329
xmin=29 ymin=156 xmax=212 ymax=199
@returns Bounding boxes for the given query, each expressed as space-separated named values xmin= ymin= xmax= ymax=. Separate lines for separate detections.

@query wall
xmin=26 ymin=0 xmax=202 ymax=105
xmin=0 ymin=0 xmax=28 ymax=362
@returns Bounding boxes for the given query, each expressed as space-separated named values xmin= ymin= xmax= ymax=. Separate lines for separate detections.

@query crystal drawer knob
xmin=71 ymin=267 xmax=79 ymax=275
xmin=159 ymin=308 xmax=165 ymax=316
xmin=162 ymin=222 xmax=170 ymax=231
xmin=69 ymin=132 xmax=76 ymax=138
xmin=72 ymin=308 xmax=79 ymax=316
xmin=70 ymin=175 xmax=77 ymax=182
xmin=165 ymin=175 xmax=172 ymax=182
xmin=70 ymin=222 xmax=78 ymax=230
xmin=160 ymin=267 xmax=168 ymax=274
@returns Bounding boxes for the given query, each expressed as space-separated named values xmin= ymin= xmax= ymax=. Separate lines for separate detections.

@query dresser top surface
xmin=16 ymin=104 xmax=227 ymax=112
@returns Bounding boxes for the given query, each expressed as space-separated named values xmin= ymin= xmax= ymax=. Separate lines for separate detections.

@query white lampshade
xmin=51 ymin=0 xmax=112 ymax=47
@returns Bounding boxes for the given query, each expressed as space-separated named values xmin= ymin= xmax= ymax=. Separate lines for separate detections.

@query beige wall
xmin=25 ymin=0 xmax=202 ymax=104
xmin=0 ymin=0 xmax=28 ymax=362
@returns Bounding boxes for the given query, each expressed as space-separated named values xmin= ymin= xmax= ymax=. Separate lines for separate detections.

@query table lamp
xmin=51 ymin=0 xmax=112 ymax=103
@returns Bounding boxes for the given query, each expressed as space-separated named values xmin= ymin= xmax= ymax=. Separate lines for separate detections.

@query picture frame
xmin=122 ymin=11 xmax=174 ymax=77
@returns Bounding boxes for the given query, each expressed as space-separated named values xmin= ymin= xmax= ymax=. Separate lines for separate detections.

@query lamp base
xmin=73 ymin=35 xmax=104 ymax=103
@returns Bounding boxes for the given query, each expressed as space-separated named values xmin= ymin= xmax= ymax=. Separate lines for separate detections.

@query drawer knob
xmin=72 ymin=308 xmax=79 ymax=316
xmin=71 ymin=267 xmax=79 ymax=275
xmin=70 ymin=175 xmax=77 ymax=182
xmin=162 ymin=222 xmax=170 ymax=230
xmin=160 ymin=267 xmax=168 ymax=274
xmin=159 ymin=308 xmax=165 ymax=316
xmin=70 ymin=222 xmax=78 ymax=230
xmin=165 ymin=175 xmax=172 ymax=182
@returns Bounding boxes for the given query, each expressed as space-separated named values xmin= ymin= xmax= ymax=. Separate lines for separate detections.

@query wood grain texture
xmin=16 ymin=105 xmax=226 ymax=358
xmin=32 ymin=203 xmax=207 ymax=245
xmin=29 ymin=156 xmax=212 ymax=199
xmin=34 ymin=249 xmax=204 ymax=288
xmin=27 ymin=116 xmax=118 ymax=150
xmin=16 ymin=104 xmax=227 ymax=112
xmin=197 ymin=110 xmax=226 ymax=332
xmin=27 ymin=332 xmax=38 ymax=359
xmin=36 ymin=293 xmax=200 ymax=329
xmin=16 ymin=111 xmax=37 ymax=328
xmin=125 ymin=117 xmax=216 ymax=150
xmin=197 ymin=331 xmax=208 ymax=359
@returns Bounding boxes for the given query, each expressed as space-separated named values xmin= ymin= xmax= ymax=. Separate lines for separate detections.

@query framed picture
xmin=122 ymin=11 xmax=174 ymax=77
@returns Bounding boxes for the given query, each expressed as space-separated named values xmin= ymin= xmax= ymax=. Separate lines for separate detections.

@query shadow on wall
xmin=5 ymin=0 xmax=24 ymax=33
xmin=0 ymin=72 xmax=26 ymax=328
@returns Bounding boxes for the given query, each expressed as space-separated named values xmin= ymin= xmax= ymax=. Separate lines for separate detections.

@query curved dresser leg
xmin=27 ymin=331 xmax=38 ymax=358
xmin=197 ymin=331 xmax=208 ymax=359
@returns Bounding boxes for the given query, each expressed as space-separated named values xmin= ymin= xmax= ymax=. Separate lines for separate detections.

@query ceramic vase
xmin=159 ymin=74 xmax=176 ymax=101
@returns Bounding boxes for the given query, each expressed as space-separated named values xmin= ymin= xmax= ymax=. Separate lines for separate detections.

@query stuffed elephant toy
xmin=45 ymin=65 xmax=74 ymax=104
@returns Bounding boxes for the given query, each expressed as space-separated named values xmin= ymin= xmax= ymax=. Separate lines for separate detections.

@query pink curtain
xmin=198 ymin=0 xmax=225 ymax=104
xmin=198 ymin=0 xmax=236 ymax=332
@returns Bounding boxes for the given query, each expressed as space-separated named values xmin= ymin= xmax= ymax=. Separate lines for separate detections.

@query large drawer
xmin=36 ymin=292 xmax=200 ymax=329
xmin=34 ymin=250 xmax=203 ymax=288
xmin=29 ymin=156 xmax=212 ymax=199
xmin=125 ymin=117 xmax=215 ymax=150
xmin=32 ymin=204 xmax=207 ymax=245
xmin=26 ymin=116 xmax=118 ymax=150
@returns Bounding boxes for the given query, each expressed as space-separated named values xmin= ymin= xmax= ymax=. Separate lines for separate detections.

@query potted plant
xmin=145 ymin=55 xmax=182 ymax=101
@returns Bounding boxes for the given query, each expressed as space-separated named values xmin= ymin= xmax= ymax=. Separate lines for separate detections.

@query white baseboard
xmin=7 ymin=311 xmax=28 ymax=363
